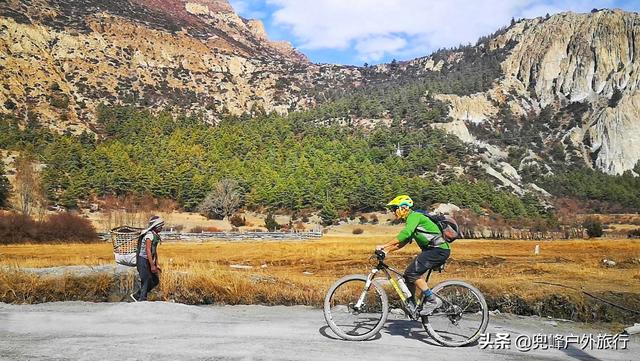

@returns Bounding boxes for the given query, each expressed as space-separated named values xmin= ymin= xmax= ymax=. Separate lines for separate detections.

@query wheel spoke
xmin=324 ymin=276 xmax=388 ymax=341
xmin=423 ymin=281 xmax=488 ymax=347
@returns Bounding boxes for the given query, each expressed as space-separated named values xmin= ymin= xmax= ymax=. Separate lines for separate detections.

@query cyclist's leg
xmin=404 ymin=253 xmax=432 ymax=302
xmin=411 ymin=248 xmax=450 ymax=295
xmin=404 ymin=255 xmax=422 ymax=298
xmin=414 ymin=248 xmax=451 ymax=314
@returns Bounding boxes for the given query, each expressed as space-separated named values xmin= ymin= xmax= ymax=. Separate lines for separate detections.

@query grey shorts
xmin=404 ymin=247 xmax=451 ymax=283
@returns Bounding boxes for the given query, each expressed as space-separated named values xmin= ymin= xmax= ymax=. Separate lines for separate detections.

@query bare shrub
xmin=0 ymin=211 xmax=98 ymax=243
xmin=13 ymin=155 xmax=47 ymax=219
xmin=229 ymin=214 xmax=246 ymax=227
xmin=41 ymin=213 xmax=98 ymax=242
xmin=0 ymin=212 xmax=37 ymax=243
xmin=294 ymin=221 xmax=306 ymax=232
xmin=369 ymin=214 xmax=379 ymax=224
xmin=197 ymin=179 xmax=243 ymax=220
xmin=189 ymin=225 xmax=223 ymax=233
xmin=352 ymin=228 xmax=364 ymax=235
xmin=279 ymin=224 xmax=290 ymax=232
xmin=99 ymin=195 xmax=176 ymax=231
xmin=453 ymin=209 xmax=480 ymax=239
xmin=190 ymin=226 xmax=204 ymax=233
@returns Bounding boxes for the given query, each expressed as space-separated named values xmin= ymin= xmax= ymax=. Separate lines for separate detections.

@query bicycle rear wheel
xmin=422 ymin=280 xmax=489 ymax=347
xmin=323 ymin=274 xmax=389 ymax=341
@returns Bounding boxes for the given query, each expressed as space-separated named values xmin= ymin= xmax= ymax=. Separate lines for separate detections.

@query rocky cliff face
xmin=429 ymin=10 xmax=640 ymax=175
xmin=0 ymin=0 xmax=332 ymax=131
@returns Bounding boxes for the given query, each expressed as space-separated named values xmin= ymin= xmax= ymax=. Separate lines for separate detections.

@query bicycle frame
xmin=356 ymin=259 xmax=408 ymax=309
xmin=357 ymin=255 xmax=446 ymax=319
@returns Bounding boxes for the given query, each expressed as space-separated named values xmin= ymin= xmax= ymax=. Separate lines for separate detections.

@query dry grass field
xmin=1 ymin=236 xmax=639 ymax=322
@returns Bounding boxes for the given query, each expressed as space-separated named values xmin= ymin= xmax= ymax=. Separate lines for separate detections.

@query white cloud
xmin=230 ymin=0 xmax=268 ymax=19
xmin=229 ymin=0 xmax=249 ymax=14
xmin=266 ymin=0 xmax=616 ymax=62
xmin=355 ymin=35 xmax=407 ymax=61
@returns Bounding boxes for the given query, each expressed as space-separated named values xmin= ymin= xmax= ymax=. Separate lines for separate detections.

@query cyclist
xmin=376 ymin=195 xmax=451 ymax=315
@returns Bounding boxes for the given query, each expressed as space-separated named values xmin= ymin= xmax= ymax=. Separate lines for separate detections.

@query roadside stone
xmin=230 ymin=264 xmax=253 ymax=270
xmin=602 ymin=259 xmax=616 ymax=267
xmin=624 ymin=323 xmax=640 ymax=335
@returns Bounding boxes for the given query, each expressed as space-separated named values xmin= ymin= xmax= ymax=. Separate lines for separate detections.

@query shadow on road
xmin=384 ymin=319 xmax=442 ymax=346
xmin=318 ymin=325 xmax=382 ymax=341
xmin=561 ymin=345 xmax=602 ymax=361
xmin=318 ymin=319 xmax=480 ymax=348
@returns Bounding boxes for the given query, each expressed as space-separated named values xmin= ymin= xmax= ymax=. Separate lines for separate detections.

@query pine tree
xmin=320 ymin=200 xmax=338 ymax=226
xmin=583 ymin=218 xmax=603 ymax=238
xmin=0 ymin=162 xmax=10 ymax=208
xmin=264 ymin=212 xmax=280 ymax=231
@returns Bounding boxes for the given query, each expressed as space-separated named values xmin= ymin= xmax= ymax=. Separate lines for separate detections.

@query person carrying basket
xmin=131 ymin=215 xmax=164 ymax=302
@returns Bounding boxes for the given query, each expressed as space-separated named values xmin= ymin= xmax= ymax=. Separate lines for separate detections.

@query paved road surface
xmin=0 ymin=302 xmax=637 ymax=360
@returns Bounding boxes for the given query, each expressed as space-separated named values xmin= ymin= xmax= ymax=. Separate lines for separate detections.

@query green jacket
xmin=396 ymin=211 xmax=450 ymax=250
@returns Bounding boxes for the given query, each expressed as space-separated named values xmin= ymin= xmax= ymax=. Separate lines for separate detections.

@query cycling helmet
xmin=386 ymin=195 xmax=414 ymax=209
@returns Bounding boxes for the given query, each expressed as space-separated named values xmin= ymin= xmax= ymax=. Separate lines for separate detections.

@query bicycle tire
xmin=422 ymin=280 xmax=489 ymax=347
xmin=323 ymin=274 xmax=389 ymax=341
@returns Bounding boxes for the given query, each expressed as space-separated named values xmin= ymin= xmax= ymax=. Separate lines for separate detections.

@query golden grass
xmin=1 ymin=237 xmax=639 ymax=321
xmin=0 ymin=271 xmax=113 ymax=303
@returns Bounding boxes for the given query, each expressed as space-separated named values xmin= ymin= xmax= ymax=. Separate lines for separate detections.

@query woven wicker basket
xmin=110 ymin=226 xmax=142 ymax=266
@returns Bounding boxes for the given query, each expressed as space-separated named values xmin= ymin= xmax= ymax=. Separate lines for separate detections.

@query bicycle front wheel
xmin=422 ymin=280 xmax=489 ymax=347
xmin=323 ymin=274 xmax=389 ymax=341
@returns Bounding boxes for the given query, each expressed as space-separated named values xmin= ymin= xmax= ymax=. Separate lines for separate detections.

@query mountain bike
xmin=323 ymin=250 xmax=489 ymax=346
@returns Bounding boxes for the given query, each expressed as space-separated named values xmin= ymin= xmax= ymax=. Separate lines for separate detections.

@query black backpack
xmin=414 ymin=210 xmax=460 ymax=243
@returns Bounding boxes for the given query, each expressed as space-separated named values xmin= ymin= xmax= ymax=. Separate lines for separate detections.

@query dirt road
xmin=0 ymin=302 xmax=636 ymax=360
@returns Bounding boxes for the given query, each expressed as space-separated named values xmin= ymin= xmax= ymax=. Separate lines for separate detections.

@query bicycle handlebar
xmin=374 ymin=249 xmax=386 ymax=261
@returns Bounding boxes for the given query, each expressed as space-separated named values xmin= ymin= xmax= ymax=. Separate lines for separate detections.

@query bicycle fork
xmin=354 ymin=269 xmax=378 ymax=310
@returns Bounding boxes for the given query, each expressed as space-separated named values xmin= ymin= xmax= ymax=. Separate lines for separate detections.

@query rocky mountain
xmin=1 ymin=2 xmax=639 ymax=183
xmin=340 ymin=9 xmax=639 ymax=181
xmin=434 ymin=9 xmax=640 ymax=176
xmin=0 ymin=0 xmax=357 ymax=131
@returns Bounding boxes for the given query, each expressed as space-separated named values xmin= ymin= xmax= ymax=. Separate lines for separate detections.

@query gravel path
xmin=0 ymin=302 xmax=637 ymax=360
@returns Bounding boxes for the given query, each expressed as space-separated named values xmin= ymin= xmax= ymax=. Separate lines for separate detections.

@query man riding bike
xmin=376 ymin=195 xmax=451 ymax=315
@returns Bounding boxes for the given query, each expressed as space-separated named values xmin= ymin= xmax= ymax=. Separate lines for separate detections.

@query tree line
xmin=0 ymin=107 xmax=540 ymax=221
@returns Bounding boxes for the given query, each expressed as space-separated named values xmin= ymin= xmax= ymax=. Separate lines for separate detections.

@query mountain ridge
xmin=1 ymin=3 xmax=639 ymax=179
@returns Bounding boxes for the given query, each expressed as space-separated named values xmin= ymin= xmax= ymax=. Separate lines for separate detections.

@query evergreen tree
xmin=2 ymin=107 xmax=549 ymax=219
xmin=0 ymin=162 xmax=10 ymax=208
xmin=264 ymin=212 xmax=280 ymax=231
xmin=583 ymin=218 xmax=603 ymax=238
xmin=320 ymin=200 xmax=338 ymax=226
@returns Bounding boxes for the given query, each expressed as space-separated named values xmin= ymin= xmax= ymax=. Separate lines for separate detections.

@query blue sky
xmin=229 ymin=0 xmax=640 ymax=65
